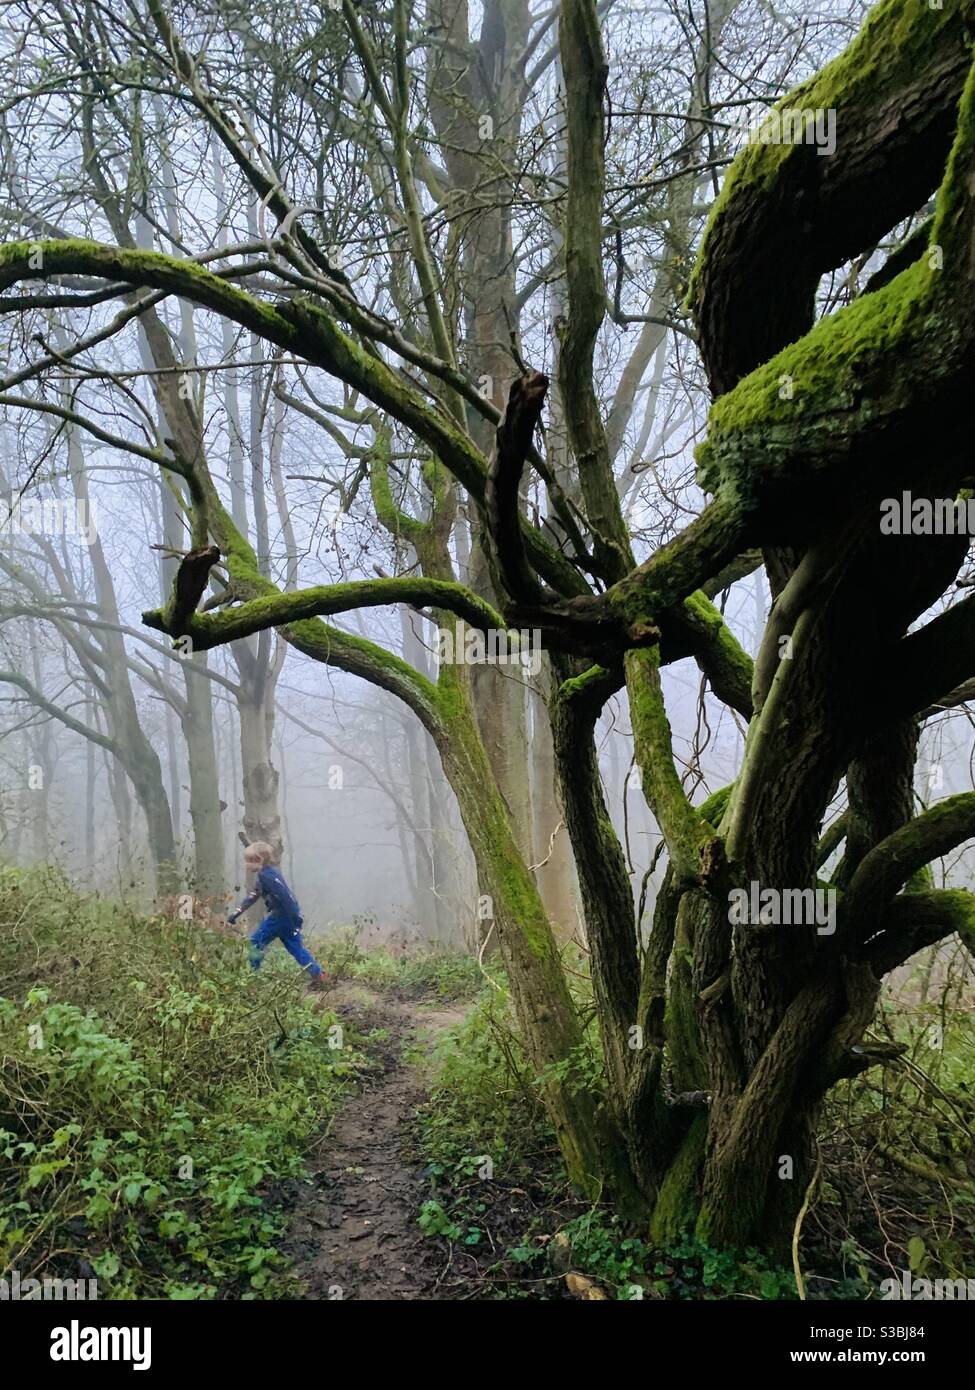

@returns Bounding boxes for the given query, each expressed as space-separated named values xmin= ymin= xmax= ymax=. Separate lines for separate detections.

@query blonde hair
xmin=244 ymin=841 xmax=274 ymax=866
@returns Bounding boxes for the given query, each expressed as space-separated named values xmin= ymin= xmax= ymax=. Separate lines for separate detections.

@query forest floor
xmin=5 ymin=869 xmax=964 ymax=1302
xmin=279 ymin=983 xmax=468 ymax=1301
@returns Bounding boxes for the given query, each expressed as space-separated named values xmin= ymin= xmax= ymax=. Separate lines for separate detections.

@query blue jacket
xmin=236 ymin=865 xmax=303 ymax=927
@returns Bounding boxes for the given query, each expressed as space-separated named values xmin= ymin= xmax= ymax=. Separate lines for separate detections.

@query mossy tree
xmin=2 ymin=0 xmax=975 ymax=1251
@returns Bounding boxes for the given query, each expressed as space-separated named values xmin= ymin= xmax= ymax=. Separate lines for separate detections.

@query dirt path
xmin=281 ymin=984 xmax=467 ymax=1301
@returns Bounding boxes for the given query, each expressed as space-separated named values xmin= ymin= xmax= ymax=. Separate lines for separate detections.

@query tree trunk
xmin=431 ymin=660 xmax=639 ymax=1207
xmin=181 ymin=657 xmax=225 ymax=900
xmin=65 ymin=407 xmax=178 ymax=895
xmin=238 ymin=692 xmax=281 ymax=855
xmin=532 ymin=657 xmax=579 ymax=940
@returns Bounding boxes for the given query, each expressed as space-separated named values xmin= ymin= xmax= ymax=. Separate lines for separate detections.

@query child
xmin=228 ymin=842 xmax=329 ymax=991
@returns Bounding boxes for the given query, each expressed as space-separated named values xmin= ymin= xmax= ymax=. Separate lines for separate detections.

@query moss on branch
xmin=624 ymin=645 xmax=713 ymax=883
xmin=144 ymin=576 xmax=505 ymax=650
xmin=0 ymin=238 xmax=588 ymax=600
xmin=688 ymin=0 xmax=975 ymax=393
xmin=864 ymin=888 xmax=975 ymax=973
xmin=842 ymin=792 xmax=975 ymax=944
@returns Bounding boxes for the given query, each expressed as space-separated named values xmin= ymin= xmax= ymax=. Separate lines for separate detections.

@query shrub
xmin=0 ymin=867 xmax=364 ymax=1298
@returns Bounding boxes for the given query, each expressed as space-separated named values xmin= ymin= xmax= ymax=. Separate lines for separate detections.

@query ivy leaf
xmin=907 ymin=1235 xmax=926 ymax=1273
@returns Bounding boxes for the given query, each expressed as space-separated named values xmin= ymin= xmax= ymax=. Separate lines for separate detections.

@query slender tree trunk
xmin=431 ymin=661 xmax=639 ymax=1207
xmin=181 ymin=658 xmax=225 ymax=899
xmin=427 ymin=744 xmax=459 ymax=942
xmin=531 ymin=657 xmax=579 ymax=940
xmin=104 ymin=744 xmax=132 ymax=878
xmin=28 ymin=639 xmax=52 ymax=863
xmin=64 ymin=404 xmax=178 ymax=895
xmin=399 ymin=610 xmax=438 ymax=932
xmin=238 ymin=692 xmax=281 ymax=853
xmin=85 ymin=691 xmax=96 ymax=882
xmin=468 ymin=533 xmax=535 ymax=863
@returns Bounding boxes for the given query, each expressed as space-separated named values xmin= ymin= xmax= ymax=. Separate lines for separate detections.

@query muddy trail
xmin=280 ymin=984 xmax=468 ymax=1301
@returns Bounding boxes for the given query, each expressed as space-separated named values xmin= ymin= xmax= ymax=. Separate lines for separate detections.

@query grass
xmin=4 ymin=865 xmax=970 ymax=1302
xmin=319 ymin=922 xmax=487 ymax=1001
xmin=0 ymin=865 xmax=366 ymax=1299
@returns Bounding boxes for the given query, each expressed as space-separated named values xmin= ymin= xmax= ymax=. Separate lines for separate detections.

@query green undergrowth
xmin=811 ymin=955 xmax=975 ymax=1286
xmin=321 ymin=922 xmax=487 ymax=1001
xmin=0 ymin=866 xmax=368 ymax=1299
xmin=413 ymin=949 xmax=975 ymax=1300
xmin=411 ymin=985 xmax=805 ymax=1299
xmin=416 ymin=982 xmax=554 ymax=1187
xmin=529 ymin=1218 xmax=803 ymax=1301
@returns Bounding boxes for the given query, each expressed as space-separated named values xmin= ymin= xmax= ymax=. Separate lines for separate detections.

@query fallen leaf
xmin=565 ymin=1271 xmax=608 ymax=1300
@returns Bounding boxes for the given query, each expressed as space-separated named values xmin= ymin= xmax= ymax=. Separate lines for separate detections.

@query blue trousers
xmin=249 ymin=914 xmax=322 ymax=978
